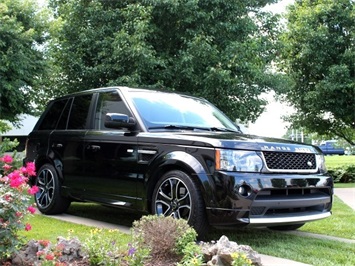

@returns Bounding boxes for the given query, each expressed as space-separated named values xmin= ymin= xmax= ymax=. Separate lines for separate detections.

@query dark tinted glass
xmin=67 ymin=94 xmax=92 ymax=129
xmin=95 ymin=91 xmax=131 ymax=130
xmin=38 ymin=99 xmax=69 ymax=130
xmin=56 ymin=98 xmax=73 ymax=130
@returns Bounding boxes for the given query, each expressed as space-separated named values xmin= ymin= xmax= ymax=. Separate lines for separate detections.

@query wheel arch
xmin=31 ymin=153 xmax=64 ymax=185
xmin=145 ymin=151 xmax=216 ymax=213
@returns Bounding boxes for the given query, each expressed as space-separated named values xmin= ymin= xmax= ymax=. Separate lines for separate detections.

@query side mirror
xmin=104 ymin=113 xmax=137 ymax=130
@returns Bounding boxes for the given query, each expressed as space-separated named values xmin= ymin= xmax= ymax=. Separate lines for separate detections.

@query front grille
xmin=263 ymin=151 xmax=317 ymax=172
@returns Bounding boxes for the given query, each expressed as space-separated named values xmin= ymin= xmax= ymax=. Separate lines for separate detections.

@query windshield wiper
xmin=148 ymin=125 xmax=210 ymax=131
xmin=210 ymin=127 xmax=241 ymax=133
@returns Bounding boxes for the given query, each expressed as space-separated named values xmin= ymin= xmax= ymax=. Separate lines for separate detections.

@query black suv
xmin=24 ymin=86 xmax=333 ymax=236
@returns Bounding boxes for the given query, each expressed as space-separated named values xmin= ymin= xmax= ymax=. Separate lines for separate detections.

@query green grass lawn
xmin=325 ymin=155 xmax=355 ymax=168
xmin=20 ymin=195 xmax=355 ymax=266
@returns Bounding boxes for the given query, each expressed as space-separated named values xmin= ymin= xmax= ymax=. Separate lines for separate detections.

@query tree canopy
xmin=47 ymin=0 xmax=282 ymax=122
xmin=0 ymin=0 xmax=49 ymax=125
xmin=278 ymin=0 xmax=355 ymax=144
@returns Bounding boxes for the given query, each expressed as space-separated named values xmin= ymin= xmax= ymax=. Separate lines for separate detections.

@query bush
xmin=328 ymin=165 xmax=355 ymax=183
xmin=0 ymin=151 xmax=38 ymax=259
xmin=131 ymin=215 xmax=198 ymax=264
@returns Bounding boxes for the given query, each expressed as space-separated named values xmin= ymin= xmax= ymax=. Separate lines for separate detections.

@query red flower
xmin=28 ymin=185 xmax=39 ymax=195
xmin=45 ymin=253 xmax=55 ymax=260
xmin=1 ymin=155 xmax=13 ymax=164
xmin=25 ymin=223 xmax=32 ymax=231
xmin=39 ymin=239 xmax=51 ymax=247
xmin=27 ymin=206 xmax=36 ymax=214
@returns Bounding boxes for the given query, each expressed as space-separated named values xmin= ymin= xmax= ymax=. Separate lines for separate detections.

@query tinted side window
xmin=38 ymin=99 xmax=69 ymax=130
xmin=94 ymin=91 xmax=131 ymax=130
xmin=56 ymin=98 xmax=73 ymax=130
xmin=67 ymin=94 xmax=93 ymax=129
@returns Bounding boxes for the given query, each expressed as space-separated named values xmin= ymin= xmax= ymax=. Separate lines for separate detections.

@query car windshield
xmin=129 ymin=91 xmax=241 ymax=133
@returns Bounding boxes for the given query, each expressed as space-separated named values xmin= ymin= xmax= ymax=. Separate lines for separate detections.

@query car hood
xmin=138 ymin=131 xmax=320 ymax=154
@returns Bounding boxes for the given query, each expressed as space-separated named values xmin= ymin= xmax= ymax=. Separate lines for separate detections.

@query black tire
xmin=268 ymin=223 xmax=305 ymax=231
xmin=34 ymin=163 xmax=71 ymax=214
xmin=151 ymin=170 xmax=209 ymax=238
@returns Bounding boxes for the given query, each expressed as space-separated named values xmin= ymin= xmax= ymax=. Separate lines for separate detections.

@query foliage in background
xmin=325 ymin=155 xmax=355 ymax=183
xmin=328 ymin=165 xmax=355 ymax=183
xmin=46 ymin=0 xmax=282 ymax=123
xmin=278 ymin=0 xmax=355 ymax=145
xmin=0 ymin=0 xmax=50 ymax=124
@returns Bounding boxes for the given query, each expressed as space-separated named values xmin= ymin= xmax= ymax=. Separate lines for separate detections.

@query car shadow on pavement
xmin=65 ymin=202 xmax=144 ymax=228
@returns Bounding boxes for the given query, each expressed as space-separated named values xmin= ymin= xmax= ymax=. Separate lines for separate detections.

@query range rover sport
xmin=24 ymin=86 xmax=333 ymax=236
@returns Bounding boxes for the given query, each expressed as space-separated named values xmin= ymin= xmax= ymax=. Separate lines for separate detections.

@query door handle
xmin=52 ymin=143 xmax=63 ymax=148
xmin=87 ymin=145 xmax=101 ymax=151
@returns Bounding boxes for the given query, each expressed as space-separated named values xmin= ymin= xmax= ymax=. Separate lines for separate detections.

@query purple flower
xmin=128 ymin=243 xmax=136 ymax=256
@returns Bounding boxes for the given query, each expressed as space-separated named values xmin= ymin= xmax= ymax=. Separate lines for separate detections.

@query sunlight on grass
xmin=325 ymin=155 xmax=355 ymax=168
xmin=301 ymin=196 xmax=355 ymax=239
xmin=20 ymin=214 xmax=131 ymax=244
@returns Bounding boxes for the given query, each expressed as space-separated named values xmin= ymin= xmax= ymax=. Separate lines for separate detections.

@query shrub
xmin=328 ymin=165 xmax=355 ymax=183
xmin=131 ymin=215 xmax=198 ymax=264
xmin=0 ymin=153 xmax=38 ymax=259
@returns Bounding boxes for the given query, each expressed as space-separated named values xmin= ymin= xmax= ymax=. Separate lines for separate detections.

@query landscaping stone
xmin=200 ymin=235 xmax=262 ymax=266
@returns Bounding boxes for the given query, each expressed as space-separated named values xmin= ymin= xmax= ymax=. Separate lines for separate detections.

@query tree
xmin=47 ymin=0 xmax=282 ymax=122
xmin=278 ymin=0 xmax=355 ymax=145
xmin=0 ymin=0 xmax=49 ymax=125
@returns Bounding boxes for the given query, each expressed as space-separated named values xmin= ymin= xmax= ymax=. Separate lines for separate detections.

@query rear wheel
xmin=268 ymin=223 xmax=305 ymax=231
xmin=35 ymin=164 xmax=71 ymax=214
xmin=151 ymin=170 xmax=209 ymax=238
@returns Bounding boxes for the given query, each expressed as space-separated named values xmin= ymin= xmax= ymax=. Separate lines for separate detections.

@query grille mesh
xmin=263 ymin=152 xmax=317 ymax=171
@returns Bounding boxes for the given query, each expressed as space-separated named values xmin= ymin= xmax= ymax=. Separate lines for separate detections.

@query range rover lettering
xmin=24 ymin=87 xmax=333 ymax=236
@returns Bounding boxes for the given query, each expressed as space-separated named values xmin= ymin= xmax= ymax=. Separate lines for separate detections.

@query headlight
xmin=316 ymin=154 xmax=327 ymax=173
xmin=215 ymin=149 xmax=263 ymax=172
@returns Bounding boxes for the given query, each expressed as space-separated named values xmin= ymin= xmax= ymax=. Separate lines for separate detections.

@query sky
xmin=247 ymin=0 xmax=295 ymax=138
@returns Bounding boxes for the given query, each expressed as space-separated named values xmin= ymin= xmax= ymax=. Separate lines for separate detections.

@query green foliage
xmin=82 ymin=228 xmax=147 ymax=265
xmin=0 ymin=0 xmax=50 ymax=122
xmin=328 ymin=165 xmax=355 ymax=183
xmin=278 ymin=0 xmax=355 ymax=145
xmin=132 ymin=215 xmax=197 ymax=263
xmin=0 ymin=121 xmax=11 ymax=134
xmin=47 ymin=0 xmax=282 ymax=122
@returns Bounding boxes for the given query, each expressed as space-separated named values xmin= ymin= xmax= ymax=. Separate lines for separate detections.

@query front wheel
xmin=34 ymin=163 xmax=71 ymax=214
xmin=151 ymin=170 xmax=209 ymax=237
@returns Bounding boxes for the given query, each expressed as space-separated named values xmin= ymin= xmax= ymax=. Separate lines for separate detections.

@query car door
xmin=50 ymin=94 xmax=93 ymax=195
xmin=83 ymin=90 xmax=140 ymax=208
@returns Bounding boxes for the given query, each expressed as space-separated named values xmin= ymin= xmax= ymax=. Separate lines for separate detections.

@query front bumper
xmin=205 ymin=172 xmax=333 ymax=227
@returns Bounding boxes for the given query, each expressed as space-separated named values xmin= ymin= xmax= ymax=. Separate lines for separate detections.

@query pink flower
xmin=45 ymin=254 xmax=55 ymax=260
xmin=28 ymin=185 xmax=39 ymax=195
xmin=10 ymin=176 xmax=24 ymax=188
xmin=27 ymin=206 xmax=36 ymax=214
xmin=25 ymin=223 xmax=32 ymax=231
xmin=3 ymin=164 xmax=12 ymax=171
xmin=15 ymin=211 xmax=23 ymax=217
xmin=1 ymin=155 xmax=13 ymax=164
xmin=25 ymin=162 xmax=36 ymax=176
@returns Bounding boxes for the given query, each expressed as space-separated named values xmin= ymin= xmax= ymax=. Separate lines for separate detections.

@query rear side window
xmin=38 ymin=99 xmax=69 ymax=130
xmin=67 ymin=94 xmax=93 ymax=129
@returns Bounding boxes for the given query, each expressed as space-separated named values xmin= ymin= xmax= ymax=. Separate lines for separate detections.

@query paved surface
xmin=37 ymin=188 xmax=355 ymax=266
xmin=334 ymin=188 xmax=355 ymax=210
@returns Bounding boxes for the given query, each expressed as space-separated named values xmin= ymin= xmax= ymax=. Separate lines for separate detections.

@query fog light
xmin=238 ymin=184 xmax=252 ymax=197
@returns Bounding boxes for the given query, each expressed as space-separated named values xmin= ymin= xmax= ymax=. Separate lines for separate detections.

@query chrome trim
xmin=249 ymin=212 xmax=331 ymax=224
xmin=138 ymin=150 xmax=157 ymax=155
xmin=260 ymin=152 xmax=319 ymax=174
